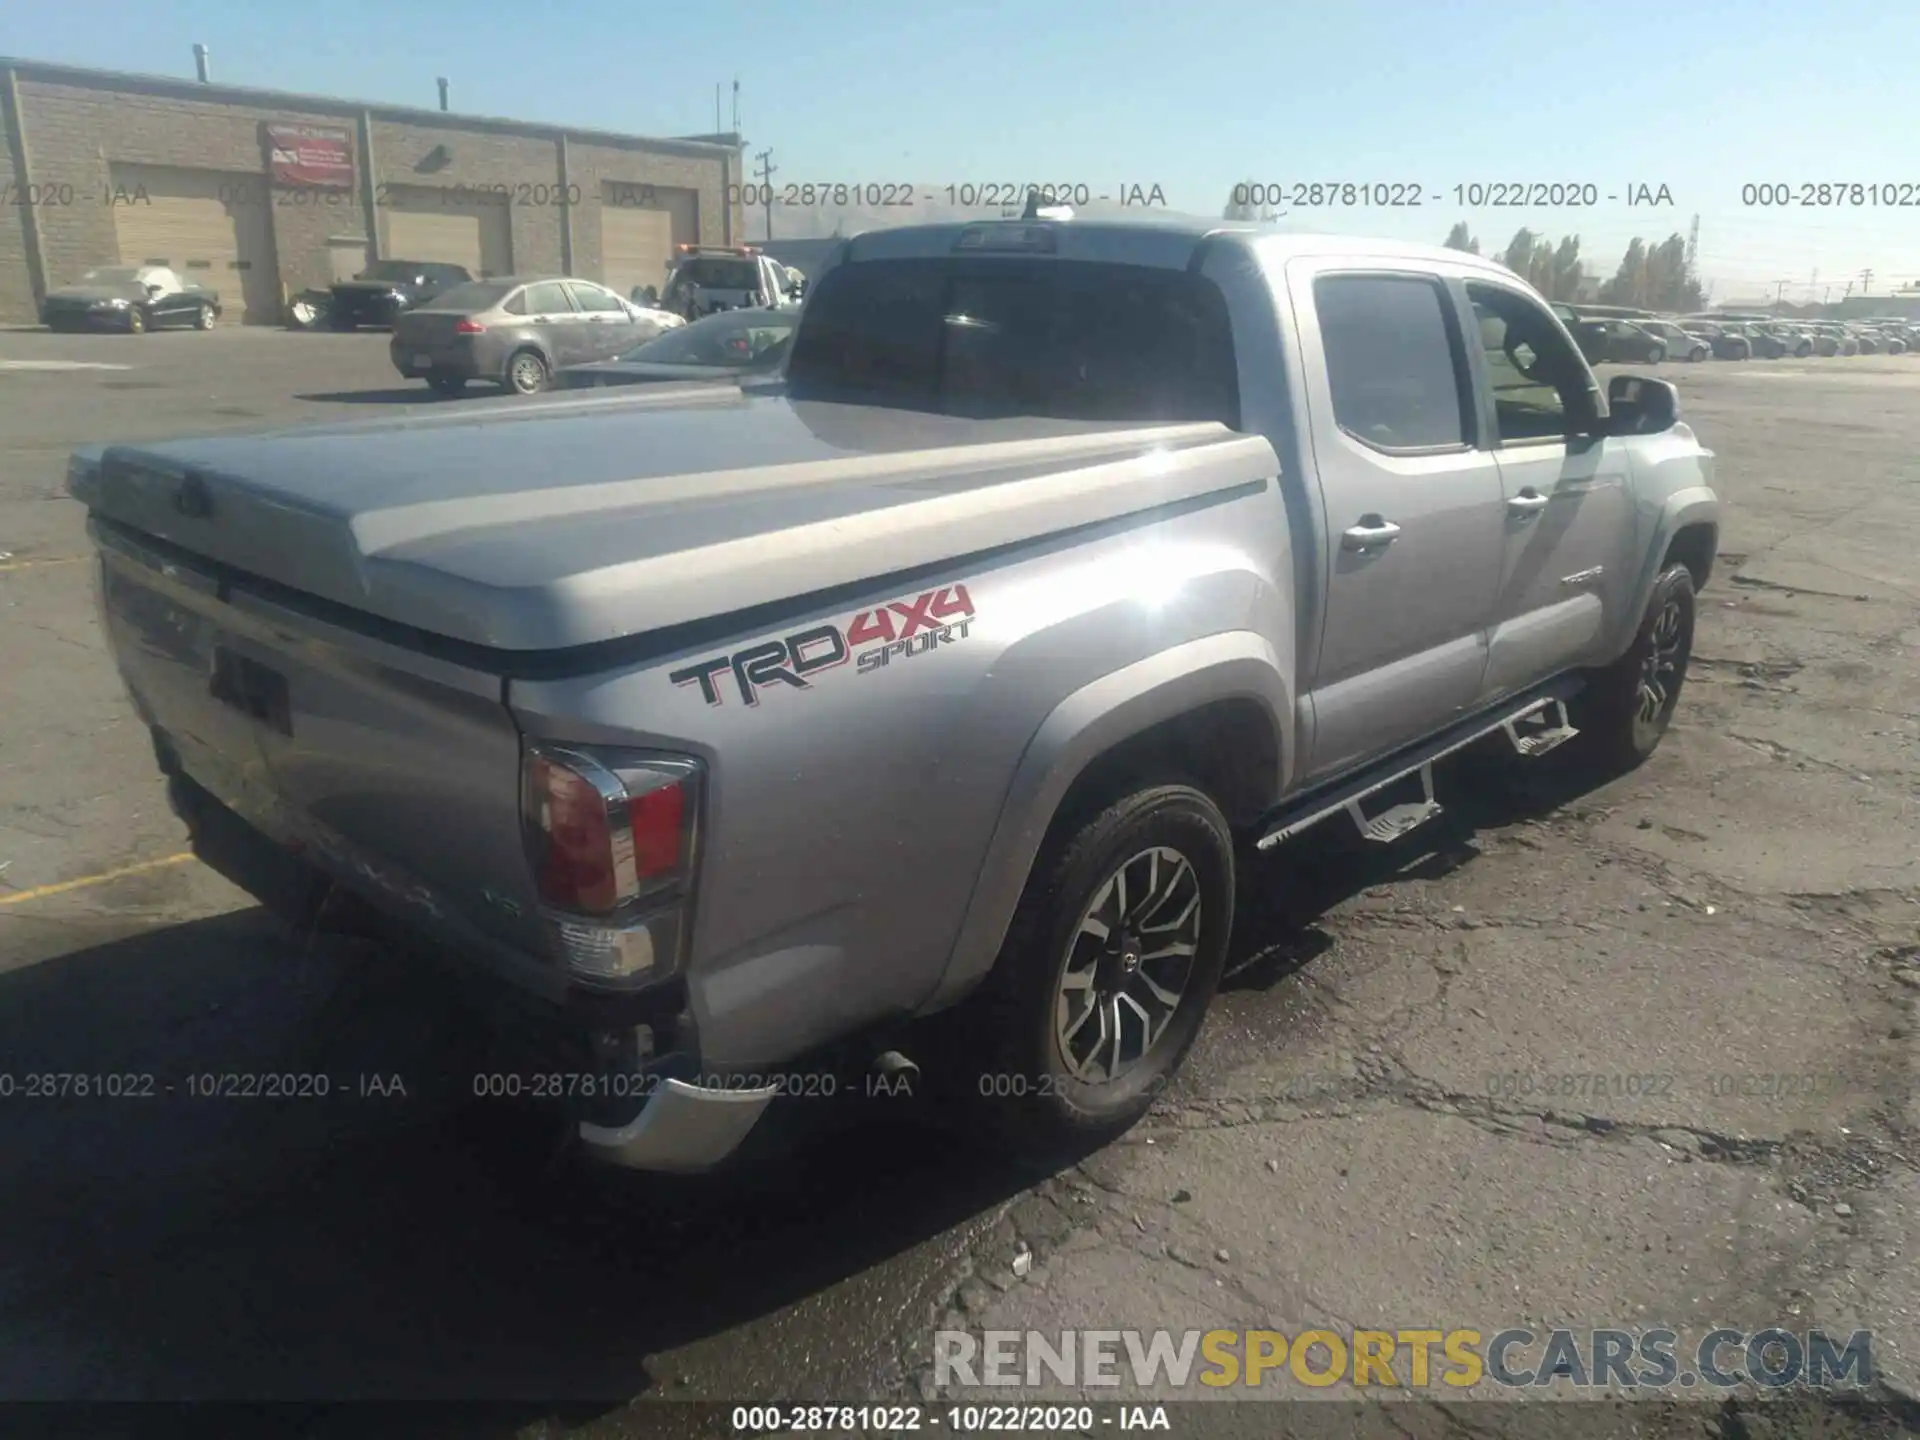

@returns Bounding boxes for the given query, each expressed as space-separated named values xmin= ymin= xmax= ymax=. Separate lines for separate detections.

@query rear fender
xmin=924 ymin=630 xmax=1291 ymax=1010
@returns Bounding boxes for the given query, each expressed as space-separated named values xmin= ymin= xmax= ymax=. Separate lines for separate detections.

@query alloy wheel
xmin=1633 ymin=599 xmax=1688 ymax=747
xmin=1053 ymin=846 xmax=1202 ymax=1085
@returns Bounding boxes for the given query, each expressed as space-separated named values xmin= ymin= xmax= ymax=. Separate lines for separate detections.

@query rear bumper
xmin=578 ymin=1079 xmax=778 ymax=1172
xmin=390 ymin=334 xmax=508 ymax=382
xmin=161 ymin=759 xmax=774 ymax=1173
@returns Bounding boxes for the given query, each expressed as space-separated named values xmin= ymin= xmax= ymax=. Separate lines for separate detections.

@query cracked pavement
xmin=0 ymin=334 xmax=1915 ymax=1437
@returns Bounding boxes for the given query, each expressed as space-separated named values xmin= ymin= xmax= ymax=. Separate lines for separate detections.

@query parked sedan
xmin=557 ymin=306 xmax=800 ymax=390
xmin=1584 ymin=318 xmax=1672 ymax=363
xmin=1636 ymin=319 xmax=1713 ymax=363
xmin=390 ymin=276 xmax=686 ymax=395
xmin=40 ymin=264 xmax=221 ymax=333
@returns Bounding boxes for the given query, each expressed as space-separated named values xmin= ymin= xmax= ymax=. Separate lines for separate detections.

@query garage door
xmin=383 ymin=185 xmax=512 ymax=278
xmin=108 ymin=164 xmax=277 ymax=324
xmin=599 ymin=194 xmax=673 ymax=300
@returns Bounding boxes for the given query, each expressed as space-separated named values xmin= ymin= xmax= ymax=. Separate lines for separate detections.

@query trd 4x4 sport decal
xmin=669 ymin=583 xmax=976 ymax=708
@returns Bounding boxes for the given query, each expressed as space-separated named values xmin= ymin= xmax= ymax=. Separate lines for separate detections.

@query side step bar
xmin=1255 ymin=679 xmax=1584 ymax=852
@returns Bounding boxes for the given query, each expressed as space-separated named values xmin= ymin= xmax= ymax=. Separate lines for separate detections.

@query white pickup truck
xmin=68 ymin=212 xmax=1718 ymax=1172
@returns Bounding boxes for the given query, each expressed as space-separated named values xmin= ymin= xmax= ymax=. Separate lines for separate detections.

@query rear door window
xmin=522 ymin=281 xmax=575 ymax=315
xmin=1312 ymin=274 xmax=1472 ymax=451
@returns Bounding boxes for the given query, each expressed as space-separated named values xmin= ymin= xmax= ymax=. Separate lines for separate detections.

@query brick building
xmin=0 ymin=57 xmax=744 ymax=326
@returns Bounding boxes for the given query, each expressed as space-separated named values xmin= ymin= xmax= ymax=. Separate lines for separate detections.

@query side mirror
xmin=1605 ymin=374 xmax=1679 ymax=435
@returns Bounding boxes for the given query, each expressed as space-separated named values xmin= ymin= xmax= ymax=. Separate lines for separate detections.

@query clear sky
xmin=9 ymin=0 xmax=1919 ymax=301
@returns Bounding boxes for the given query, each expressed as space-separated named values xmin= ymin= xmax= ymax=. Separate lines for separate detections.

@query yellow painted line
xmin=0 ymin=555 xmax=88 ymax=574
xmin=0 ymin=852 xmax=194 ymax=907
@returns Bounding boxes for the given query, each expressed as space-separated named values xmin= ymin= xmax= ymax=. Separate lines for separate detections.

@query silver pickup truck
xmin=67 ymin=215 xmax=1718 ymax=1173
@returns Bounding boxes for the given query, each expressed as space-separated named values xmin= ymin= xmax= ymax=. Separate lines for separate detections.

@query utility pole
xmin=1773 ymin=278 xmax=1790 ymax=306
xmin=754 ymin=148 xmax=777 ymax=242
xmin=1860 ymin=268 xmax=1874 ymax=296
xmin=732 ymin=78 xmax=740 ymax=134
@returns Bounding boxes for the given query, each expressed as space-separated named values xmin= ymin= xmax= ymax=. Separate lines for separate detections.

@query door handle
xmin=1341 ymin=516 xmax=1402 ymax=551
xmin=1508 ymin=489 xmax=1550 ymax=517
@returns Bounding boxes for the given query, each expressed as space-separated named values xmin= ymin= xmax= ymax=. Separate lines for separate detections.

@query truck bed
xmin=71 ymin=393 xmax=1279 ymax=653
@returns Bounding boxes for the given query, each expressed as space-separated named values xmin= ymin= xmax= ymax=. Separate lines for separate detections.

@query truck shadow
xmin=0 ymin=744 xmax=1617 ymax=1426
xmin=1224 ymin=740 xmax=1615 ymax=991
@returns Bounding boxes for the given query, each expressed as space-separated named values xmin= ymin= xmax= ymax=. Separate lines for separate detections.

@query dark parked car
xmin=331 ymin=260 xmax=473 ymax=330
xmin=390 ymin=276 xmax=685 ymax=395
xmin=1584 ymin=318 xmax=1672 ymax=363
xmin=40 ymin=265 xmax=221 ymax=333
xmin=557 ymin=306 xmax=799 ymax=390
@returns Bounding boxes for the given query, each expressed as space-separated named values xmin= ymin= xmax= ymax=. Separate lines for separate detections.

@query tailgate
xmin=93 ymin=518 xmax=555 ymax=979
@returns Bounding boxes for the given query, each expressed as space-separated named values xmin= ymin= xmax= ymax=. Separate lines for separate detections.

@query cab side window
xmin=1313 ymin=274 xmax=1473 ymax=452
xmin=1466 ymin=282 xmax=1591 ymax=443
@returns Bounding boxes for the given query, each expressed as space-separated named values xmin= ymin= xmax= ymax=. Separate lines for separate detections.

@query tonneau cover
xmin=72 ymin=390 xmax=1277 ymax=652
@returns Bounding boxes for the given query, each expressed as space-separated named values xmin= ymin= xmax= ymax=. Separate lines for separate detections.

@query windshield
xmin=616 ymin=309 xmax=797 ymax=367
xmin=784 ymin=257 xmax=1239 ymax=424
xmin=79 ymin=267 xmax=142 ymax=285
xmin=418 ymin=280 xmax=518 ymax=312
xmin=665 ymin=258 xmax=761 ymax=292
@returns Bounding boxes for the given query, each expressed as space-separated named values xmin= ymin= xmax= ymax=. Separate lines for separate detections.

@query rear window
xmin=669 ymin=258 xmax=761 ymax=291
xmin=418 ymin=280 xmax=517 ymax=311
xmin=783 ymin=257 xmax=1240 ymax=425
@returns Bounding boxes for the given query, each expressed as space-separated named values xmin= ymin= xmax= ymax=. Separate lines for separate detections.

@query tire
xmin=1690 ymin=346 xmax=1708 ymax=363
xmin=195 ymin=304 xmax=216 ymax=331
xmin=1645 ymin=344 xmax=1666 ymax=364
xmin=125 ymin=308 xmax=146 ymax=334
xmin=942 ymin=782 xmax=1235 ymax=1157
xmin=1795 ymin=342 xmax=1813 ymax=358
xmin=1571 ymin=563 xmax=1696 ymax=772
xmin=427 ymin=373 xmax=467 ymax=397
xmin=505 ymin=349 xmax=550 ymax=395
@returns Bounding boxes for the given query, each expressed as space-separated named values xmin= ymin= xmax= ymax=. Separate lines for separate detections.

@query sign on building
xmin=265 ymin=124 xmax=354 ymax=189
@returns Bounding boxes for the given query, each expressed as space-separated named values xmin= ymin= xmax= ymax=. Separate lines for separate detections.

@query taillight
xmin=521 ymin=744 xmax=701 ymax=986
xmin=454 ymin=318 xmax=485 ymax=334
xmin=523 ymin=746 xmax=697 ymax=915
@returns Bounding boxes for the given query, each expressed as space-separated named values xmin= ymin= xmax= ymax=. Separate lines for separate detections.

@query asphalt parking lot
xmin=0 ymin=325 xmax=1916 ymax=1438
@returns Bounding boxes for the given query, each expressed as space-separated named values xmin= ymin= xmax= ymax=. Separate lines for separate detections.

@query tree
xmin=1598 ymin=233 xmax=1703 ymax=310
xmin=1498 ymin=228 xmax=1538 ymax=279
xmin=1443 ymin=221 xmax=1479 ymax=254
xmin=1223 ymin=183 xmax=1260 ymax=221
xmin=1600 ymin=238 xmax=1649 ymax=306
xmin=1548 ymin=235 xmax=1583 ymax=303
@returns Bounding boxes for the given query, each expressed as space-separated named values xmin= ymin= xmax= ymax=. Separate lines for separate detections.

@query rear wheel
xmin=1571 ymin=563 xmax=1696 ymax=772
xmin=505 ymin=349 xmax=550 ymax=395
xmin=942 ymin=782 xmax=1235 ymax=1158
xmin=195 ymin=304 xmax=216 ymax=331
